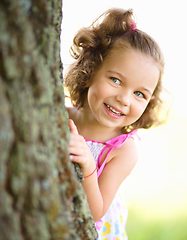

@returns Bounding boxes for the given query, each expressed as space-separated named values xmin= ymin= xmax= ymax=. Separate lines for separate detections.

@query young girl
xmin=65 ymin=8 xmax=164 ymax=240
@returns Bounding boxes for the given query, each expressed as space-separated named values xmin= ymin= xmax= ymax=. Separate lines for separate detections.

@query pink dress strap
xmin=97 ymin=130 xmax=138 ymax=178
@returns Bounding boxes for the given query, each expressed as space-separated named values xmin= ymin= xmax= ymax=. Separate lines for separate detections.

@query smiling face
xmin=85 ymin=47 xmax=160 ymax=134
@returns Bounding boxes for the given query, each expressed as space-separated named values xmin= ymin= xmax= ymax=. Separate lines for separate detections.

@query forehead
xmin=103 ymin=46 xmax=158 ymax=71
xmin=101 ymin=47 xmax=160 ymax=92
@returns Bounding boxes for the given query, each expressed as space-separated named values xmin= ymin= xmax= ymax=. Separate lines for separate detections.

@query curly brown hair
xmin=64 ymin=8 xmax=165 ymax=133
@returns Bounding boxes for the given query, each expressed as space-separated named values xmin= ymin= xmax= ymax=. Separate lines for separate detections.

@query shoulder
xmin=119 ymin=137 xmax=138 ymax=163
xmin=109 ymin=135 xmax=138 ymax=160
xmin=115 ymin=136 xmax=138 ymax=160
xmin=106 ymin=137 xmax=138 ymax=176
xmin=119 ymin=134 xmax=138 ymax=151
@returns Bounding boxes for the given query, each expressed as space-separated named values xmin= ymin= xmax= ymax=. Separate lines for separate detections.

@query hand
xmin=68 ymin=119 xmax=96 ymax=176
xmin=69 ymin=120 xmax=102 ymax=221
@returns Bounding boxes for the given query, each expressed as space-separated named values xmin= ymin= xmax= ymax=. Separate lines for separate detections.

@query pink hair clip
xmin=130 ymin=20 xmax=137 ymax=31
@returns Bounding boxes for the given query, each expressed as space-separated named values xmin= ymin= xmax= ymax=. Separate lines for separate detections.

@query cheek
xmin=87 ymin=87 xmax=101 ymax=109
xmin=87 ymin=87 xmax=98 ymax=103
xmin=134 ymin=102 xmax=149 ymax=118
xmin=88 ymin=82 xmax=109 ymax=101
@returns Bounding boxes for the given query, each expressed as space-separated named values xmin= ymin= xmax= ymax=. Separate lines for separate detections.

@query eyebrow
xmin=107 ymin=70 xmax=153 ymax=95
xmin=107 ymin=70 xmax=126 ymax=80
xmin=140 ymin=87 xmax=152 ymax=95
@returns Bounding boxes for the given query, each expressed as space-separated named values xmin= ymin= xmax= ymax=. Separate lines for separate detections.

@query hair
xmin=64 ymin=8 xmax=165 ymax=133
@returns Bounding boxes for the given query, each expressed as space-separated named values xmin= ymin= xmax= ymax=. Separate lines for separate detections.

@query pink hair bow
xmin=130 ymin=20 xmax=137 ymax=31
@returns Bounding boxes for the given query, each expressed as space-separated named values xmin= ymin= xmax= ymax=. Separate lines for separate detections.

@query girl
xmin=65 ymin=8 xmax=164 ymax=240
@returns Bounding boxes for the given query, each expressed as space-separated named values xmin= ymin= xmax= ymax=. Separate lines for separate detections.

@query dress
xmin=86 ymin=131 xmax=137 ymax=240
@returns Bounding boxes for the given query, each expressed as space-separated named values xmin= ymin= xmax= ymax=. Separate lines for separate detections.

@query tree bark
xmin=0 ymin=0 xmax=97 ymax=239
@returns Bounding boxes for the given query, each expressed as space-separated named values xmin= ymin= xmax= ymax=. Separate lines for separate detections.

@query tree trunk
xmin=0 ymin=0 xmax=97 ymax=239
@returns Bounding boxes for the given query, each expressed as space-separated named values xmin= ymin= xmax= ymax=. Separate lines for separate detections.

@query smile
xmin=104 ymin=103 xmax=124 ymax=116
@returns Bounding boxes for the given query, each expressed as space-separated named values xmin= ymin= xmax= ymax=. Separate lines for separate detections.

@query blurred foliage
xmin=126 ymin=203 xmax=187 ymax=240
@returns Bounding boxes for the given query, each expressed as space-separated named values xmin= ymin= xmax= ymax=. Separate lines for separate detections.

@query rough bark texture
xmin=0 ymin=0 xmax=97 ymax=239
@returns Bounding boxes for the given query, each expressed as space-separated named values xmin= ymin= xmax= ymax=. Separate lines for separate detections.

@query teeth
xmin=105 ymin=104 xmax=123 ymax=116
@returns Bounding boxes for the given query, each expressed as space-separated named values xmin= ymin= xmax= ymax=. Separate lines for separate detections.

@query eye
xmin=134 ymin=91 xmax=145 ymax=98
xmin=110 ymin=77 xmax=121 ymax=85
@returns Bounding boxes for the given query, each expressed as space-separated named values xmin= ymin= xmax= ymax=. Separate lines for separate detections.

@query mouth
xmin=104 ymin=103 xmax=125 ymax=116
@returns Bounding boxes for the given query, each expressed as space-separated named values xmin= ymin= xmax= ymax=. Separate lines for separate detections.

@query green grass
xmin=126 ymin=204 xmax=187 ymax=240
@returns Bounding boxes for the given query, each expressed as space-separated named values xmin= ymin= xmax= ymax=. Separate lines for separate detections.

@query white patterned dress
xmin=86 ymin=131 xmax=137 ymax=240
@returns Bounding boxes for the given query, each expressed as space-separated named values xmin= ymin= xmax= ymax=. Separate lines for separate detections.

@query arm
xmin=68 ymin=119 xmax=138 ymax=221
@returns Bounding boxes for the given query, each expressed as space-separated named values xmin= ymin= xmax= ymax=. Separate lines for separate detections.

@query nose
xmin=115 ymin=91 xmax=131 ymax=107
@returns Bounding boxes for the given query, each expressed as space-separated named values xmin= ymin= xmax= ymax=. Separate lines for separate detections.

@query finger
xmin=69 ymin=154 xmax=85 ymax=164
xmin=68 ymin=119 xmax=79 ymax=134
xmin=69 ymin=144 xmax=86 ymax=156
xmin=69 ymin=133 xmax=85 ymax=146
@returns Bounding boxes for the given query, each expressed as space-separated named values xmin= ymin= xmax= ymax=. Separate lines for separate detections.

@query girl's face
xmin=86 ymin=47 xmax=159 ymax=133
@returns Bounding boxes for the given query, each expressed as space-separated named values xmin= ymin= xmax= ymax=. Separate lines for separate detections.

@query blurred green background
xmin=122 ymin=109 xmax=187 ymax=240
